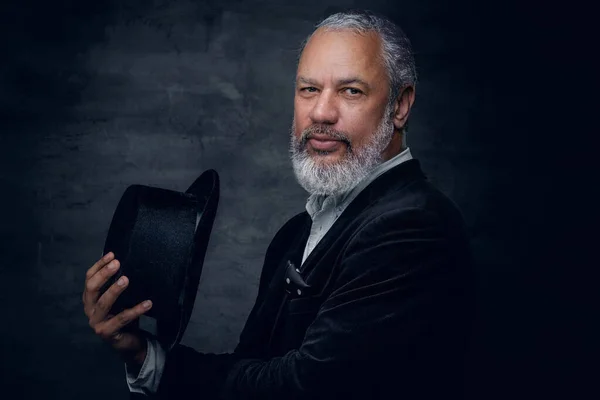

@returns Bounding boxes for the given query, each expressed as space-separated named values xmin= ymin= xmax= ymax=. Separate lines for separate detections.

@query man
xmin=83 ymin=10 xmax=474 ymax=399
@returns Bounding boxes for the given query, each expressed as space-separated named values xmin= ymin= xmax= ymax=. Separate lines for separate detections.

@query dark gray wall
xmin=0 ymin=0 xmax=562 ymax=399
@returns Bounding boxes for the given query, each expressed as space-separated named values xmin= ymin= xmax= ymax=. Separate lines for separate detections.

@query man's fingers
xmin=89 ymin=275 xmax=129 ymax=326
xmin=85 ymin=252 xmax=114 ymax=281
xmin=100 ymin=300 xmax=153 ymax=340
xmin=83 ymin=258 xmax=121 ymax=310
xmin=83 ymin=253 xmax=114 ymax=315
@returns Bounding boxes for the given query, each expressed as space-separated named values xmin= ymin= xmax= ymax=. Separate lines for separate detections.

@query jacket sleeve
xmin=156 ymin=208 xmax=473 ymax=399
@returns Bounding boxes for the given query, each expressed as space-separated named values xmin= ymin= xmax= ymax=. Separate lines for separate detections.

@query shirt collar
xmin=305 ymin=147 xmax=413 ymax=219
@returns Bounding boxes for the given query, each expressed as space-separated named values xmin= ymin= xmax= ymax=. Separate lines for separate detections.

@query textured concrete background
xmin=0 ymin=0 xmax=565 ymax=399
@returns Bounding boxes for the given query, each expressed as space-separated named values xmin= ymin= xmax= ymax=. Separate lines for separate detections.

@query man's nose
xmin=308 ymin=91 xmax=339 ymax=125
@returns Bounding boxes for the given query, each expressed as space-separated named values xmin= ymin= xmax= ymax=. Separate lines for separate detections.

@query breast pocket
xmin=280 ymin=294 xmax=325 ymax=351
xmin=287 ymin=295 xmax=324 ymax=315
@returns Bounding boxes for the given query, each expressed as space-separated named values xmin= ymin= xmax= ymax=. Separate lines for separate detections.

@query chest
xmin=242 ymin=206 xmax=384 ymax=357
xmin=257 ymin=231 xmax=348 ymax=357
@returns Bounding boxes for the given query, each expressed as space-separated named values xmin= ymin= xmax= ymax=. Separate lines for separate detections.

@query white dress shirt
xmin=126 ymin=147 xmax=413 ymax=395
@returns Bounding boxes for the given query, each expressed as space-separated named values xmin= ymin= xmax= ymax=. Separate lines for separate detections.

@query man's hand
xmin=82 ymin=252 xmax=153 ymax=367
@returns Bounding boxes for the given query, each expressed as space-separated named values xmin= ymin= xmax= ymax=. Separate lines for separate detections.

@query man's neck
xmin=381 ymin=131 xmax=405 ymax=162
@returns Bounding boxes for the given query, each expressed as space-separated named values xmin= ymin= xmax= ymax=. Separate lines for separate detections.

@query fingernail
xmin=143 ymin=300 xmax=152 ymax=309
xmin=108 ymin=261 xmax=118 ymax=270
xmin=104 ymin=252 xmax=113 ymax=260
xmin=117 ymin=276 xmax=126 ymax=286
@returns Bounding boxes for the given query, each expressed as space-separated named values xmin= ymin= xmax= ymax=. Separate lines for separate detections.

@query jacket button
xmin=286 ymin=278 xmax=290 ymax=284
xmin=297 ymin=289 xmax=302 ymax=295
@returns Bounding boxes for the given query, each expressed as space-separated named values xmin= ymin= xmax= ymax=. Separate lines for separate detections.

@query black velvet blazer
xmin=133 ymin=158 xmax=475 ymax=400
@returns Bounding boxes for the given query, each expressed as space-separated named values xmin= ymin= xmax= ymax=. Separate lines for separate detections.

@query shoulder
xmin=358 ymin=178 xmax=468 ymax=240
xmin=335 ymin=201 xmax=472 ymax=296
xmin=338 ymin=179 xmax=472 ymax=276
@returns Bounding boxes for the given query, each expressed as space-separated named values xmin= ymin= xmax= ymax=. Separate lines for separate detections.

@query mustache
xmin=300 ymin=125 xmax=351 ymax=147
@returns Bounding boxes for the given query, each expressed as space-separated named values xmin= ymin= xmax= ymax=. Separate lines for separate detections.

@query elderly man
xmin=83 ymin=9 xmax=474 ymax=400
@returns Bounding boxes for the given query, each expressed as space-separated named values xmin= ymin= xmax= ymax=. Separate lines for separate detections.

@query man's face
xmin=289 ymin=28 xmax=396 ymax=196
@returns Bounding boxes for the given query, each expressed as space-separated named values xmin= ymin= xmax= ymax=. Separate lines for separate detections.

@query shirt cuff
xmin=124 ymin=336 xmax=167 ymax=395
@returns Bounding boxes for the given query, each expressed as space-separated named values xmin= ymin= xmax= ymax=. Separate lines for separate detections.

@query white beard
xmin=289 ymin=108 xmax=395 ymax=196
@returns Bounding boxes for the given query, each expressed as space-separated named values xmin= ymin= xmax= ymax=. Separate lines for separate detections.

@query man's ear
xmin=392 ymin=86 xmax=416 ymax=131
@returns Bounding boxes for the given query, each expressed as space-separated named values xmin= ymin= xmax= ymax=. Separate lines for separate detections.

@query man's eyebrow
xmin=296 ymin=76 xmax=371 ymax=89
xmin=336 ymin=77 xmax=371 ymax=89
xmin=296 ymin=76 xmax=319 ymax=86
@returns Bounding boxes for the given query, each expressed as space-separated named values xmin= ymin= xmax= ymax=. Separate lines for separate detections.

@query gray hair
xmin=298 ymin=10 xmax=417 ymax=133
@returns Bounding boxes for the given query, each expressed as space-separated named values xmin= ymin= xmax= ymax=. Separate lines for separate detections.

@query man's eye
xmin=301 ymin=87 xmax=318 ymax=93
xmin=344 ymin=88 xmax=362 ymax=95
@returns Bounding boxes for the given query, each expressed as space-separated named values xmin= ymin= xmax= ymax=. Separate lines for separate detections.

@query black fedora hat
xmin=99 ymin=169 xmax=219 ymax=352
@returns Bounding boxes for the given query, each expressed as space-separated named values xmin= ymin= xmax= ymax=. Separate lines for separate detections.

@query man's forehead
xmin=297 ymin=28 xmax=385 ymax=84
xmin=301 ymin=28 xmax=381 ymax=56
